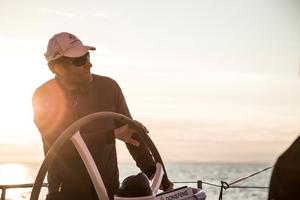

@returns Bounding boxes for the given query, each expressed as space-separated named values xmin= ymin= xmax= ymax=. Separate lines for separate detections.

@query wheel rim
xmin=30 ymin=112 xmax=169 ymax=200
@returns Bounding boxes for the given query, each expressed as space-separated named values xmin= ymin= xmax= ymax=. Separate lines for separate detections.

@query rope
xmin=218 ymin=181 xmax=229 ymax=200
xmin=173 ymin=181 xmax=221 ymax=188
xmin=173 ymin=181 xmax=269 ymax=189
xmin=229 ymin=186 xmax=269 ymax=189
xmin=173 ymin=166 xmax=273 ymax=200
xmin=227 ymin=166 xmax=273 ymax=186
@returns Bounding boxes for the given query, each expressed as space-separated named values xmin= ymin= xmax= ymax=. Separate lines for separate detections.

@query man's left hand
xmin=133 ymin=120 xmax=149 ymax=133
xmin=114 ymin=124 xmax=140 ymax=146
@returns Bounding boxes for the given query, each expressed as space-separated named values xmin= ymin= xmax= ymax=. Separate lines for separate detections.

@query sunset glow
xmin=0 ymin=0 xmax=300 ymax=163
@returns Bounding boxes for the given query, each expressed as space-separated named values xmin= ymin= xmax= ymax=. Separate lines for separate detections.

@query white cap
xmin=44 ymin=32 xmax=96 ymax=62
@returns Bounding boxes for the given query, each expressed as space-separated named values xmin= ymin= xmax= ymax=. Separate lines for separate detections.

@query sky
xmin=0 ymin=0 xmax=300 ymax=163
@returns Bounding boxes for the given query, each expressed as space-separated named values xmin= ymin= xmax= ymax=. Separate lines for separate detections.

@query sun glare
xmin=0 ymin=164 xmax=28 ymax=185
xmin=0 ymin=163 xmax=32 ymax=200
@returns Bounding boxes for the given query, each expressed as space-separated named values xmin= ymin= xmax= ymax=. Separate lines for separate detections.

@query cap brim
xmin=63 ymin=45 xmax=96 ymax=58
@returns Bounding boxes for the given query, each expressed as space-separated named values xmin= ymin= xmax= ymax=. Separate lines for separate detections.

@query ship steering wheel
xmin=30 ymin=112 xmax=169 ymax=200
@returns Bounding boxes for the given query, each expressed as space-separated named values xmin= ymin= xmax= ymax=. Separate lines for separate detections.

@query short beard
xmin=72 ymin=74 xmax=93 ymax=86
xmin=57 ymin=74 xmax=93 ymax=90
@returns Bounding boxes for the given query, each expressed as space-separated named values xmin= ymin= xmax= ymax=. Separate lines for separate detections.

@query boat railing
xmin=0 ymin=166 xmax=272 ymax=200
xmin=0 ymin=183 xmax=48 ymax=200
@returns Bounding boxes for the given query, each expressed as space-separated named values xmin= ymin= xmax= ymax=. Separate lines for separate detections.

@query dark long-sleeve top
xmin=32 ymin=74 xmax=156 ymax=199
xmin=268 ymin=136 xmax=300 ymax=200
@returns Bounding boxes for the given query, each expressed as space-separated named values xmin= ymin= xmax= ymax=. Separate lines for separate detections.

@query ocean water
xmin=0 ymin=162 xmax=272 ymax=200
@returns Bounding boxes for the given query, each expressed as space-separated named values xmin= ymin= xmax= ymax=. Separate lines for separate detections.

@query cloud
xmin=90 ymin=12 xmax=112 ymax=20
xmin=39 ymin=8 xmax=112 ymax=22
xmin=39 ymin=8 xmax=86 ymax=20
xmin=0 ymin=34 xmax=44 ymax=52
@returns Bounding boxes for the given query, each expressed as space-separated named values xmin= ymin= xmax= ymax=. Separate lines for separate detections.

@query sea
xmin=0 ymin=162 xmax=272 ymax=200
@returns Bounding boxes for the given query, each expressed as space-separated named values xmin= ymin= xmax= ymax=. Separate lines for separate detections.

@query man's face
xmin=60 ymin=52 xmax=93 ymax=85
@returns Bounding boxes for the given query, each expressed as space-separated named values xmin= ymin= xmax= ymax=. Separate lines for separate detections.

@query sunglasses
xmin=59 ymin=52 xmax=90 ymax=67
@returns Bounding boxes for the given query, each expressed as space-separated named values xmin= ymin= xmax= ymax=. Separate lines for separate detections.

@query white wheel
xmin=30 ymin=112 xmax=169 ymax=200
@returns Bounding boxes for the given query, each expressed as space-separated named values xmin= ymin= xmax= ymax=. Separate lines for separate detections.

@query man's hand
xmin=133 ymin=120 xmax=149 ymax=133
xmin=114 ymin=124 xmax=140 ymax=146
xmin=114 ymin=120 xmax=149 ymax=146
xmin=160 ymin=178 xmax=174 ymax=191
